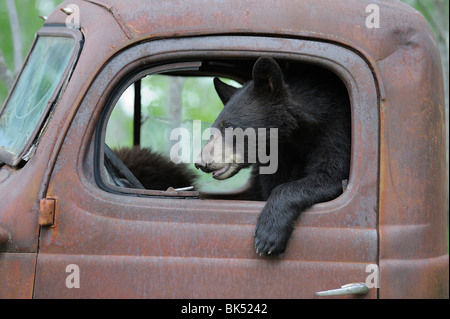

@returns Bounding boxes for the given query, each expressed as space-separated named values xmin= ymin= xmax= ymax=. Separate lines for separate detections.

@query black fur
xmin=115 ymin=146 xmax=197 ymax=190
xmin=211 ymin=58 xmax=351 ymax=256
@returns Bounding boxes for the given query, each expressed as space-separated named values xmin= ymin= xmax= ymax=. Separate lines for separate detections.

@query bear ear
xmin=252 ymin=57 xmax=283 ymax=95
xmin=213 ymin=78 xmax=238 ymax=105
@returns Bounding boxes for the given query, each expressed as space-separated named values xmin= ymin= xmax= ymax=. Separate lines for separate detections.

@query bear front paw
xmin=254 ymin=214 xmax=291 ymax=257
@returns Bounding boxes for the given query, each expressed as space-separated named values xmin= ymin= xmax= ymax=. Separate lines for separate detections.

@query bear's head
xmin=195 ymin=57 xmax=288 ymax=180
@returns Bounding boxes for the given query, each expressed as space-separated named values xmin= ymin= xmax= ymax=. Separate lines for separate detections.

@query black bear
xmin=195 ymin=57 xmax=351 ymax=256
xmin=114 ymin=146 xmax=197 ymax=190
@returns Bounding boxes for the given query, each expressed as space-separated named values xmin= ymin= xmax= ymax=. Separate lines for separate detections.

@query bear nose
xmin=195 ymin=155 xmax=209 ymax=171
xmin=194 ymin=162 xmax=205 ymax=170
xmin=195 ymin=159 xmax=212 ymax=173
xmin=194 ymin=153 xmax=205 ymax=170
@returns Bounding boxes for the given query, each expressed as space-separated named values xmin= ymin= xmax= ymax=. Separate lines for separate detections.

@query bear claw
xmin=254 ymin=225 xmax=288 ymax=257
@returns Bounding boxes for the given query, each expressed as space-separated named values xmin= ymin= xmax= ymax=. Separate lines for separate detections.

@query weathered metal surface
xmin=374 ymin=4 xmax=448 ymax=299
xmin=34 ymin=254 xmax=377 ymax=299
xmin=0 ymin=253 xmax=36 ymax=299
xmin=0 ymin=0 xmax=447 ymax=298
xmin=0 ymin=164 xmax=41 ymax=253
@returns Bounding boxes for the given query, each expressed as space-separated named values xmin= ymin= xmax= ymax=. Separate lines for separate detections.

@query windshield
xmin=0 ymin=36 xmax=76 ymax=166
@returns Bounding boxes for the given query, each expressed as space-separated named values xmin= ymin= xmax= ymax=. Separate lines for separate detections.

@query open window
xmin=95 ymin=57 xmax=351 ymax=202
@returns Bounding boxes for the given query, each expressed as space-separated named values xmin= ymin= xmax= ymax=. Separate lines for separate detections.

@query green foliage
xmin=403 ymin=0 xmax=449 ymax=35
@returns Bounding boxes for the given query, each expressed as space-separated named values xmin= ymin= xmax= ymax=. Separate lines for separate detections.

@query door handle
xmin=315 ymin=283 xmax=369 ymax=297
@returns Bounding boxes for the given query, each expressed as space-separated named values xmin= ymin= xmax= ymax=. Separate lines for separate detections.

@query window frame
xmin=0 ymin=27 xmax=83 ymax=167
xmin=83 ymin=35 xmax=378 ymax=229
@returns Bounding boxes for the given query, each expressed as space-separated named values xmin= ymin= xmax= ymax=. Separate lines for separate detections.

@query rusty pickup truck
xmin=0 ymin=0 xmax=448 ymax=299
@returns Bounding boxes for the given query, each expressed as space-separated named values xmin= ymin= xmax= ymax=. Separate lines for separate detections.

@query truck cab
xmin=0 ymin=0 xmax=448 ymax=298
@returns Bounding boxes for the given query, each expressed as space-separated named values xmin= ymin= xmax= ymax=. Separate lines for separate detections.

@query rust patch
xmin=39 ymin=198 xmax=57 ymax=227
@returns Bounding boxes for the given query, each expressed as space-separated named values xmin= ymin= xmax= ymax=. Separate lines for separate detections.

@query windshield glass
xmin=0 ymin=36 xmax=75 ymax=166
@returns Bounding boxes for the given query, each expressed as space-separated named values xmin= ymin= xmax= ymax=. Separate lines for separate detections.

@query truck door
xmin=34 ymin=36 xmax=379 ymax=299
